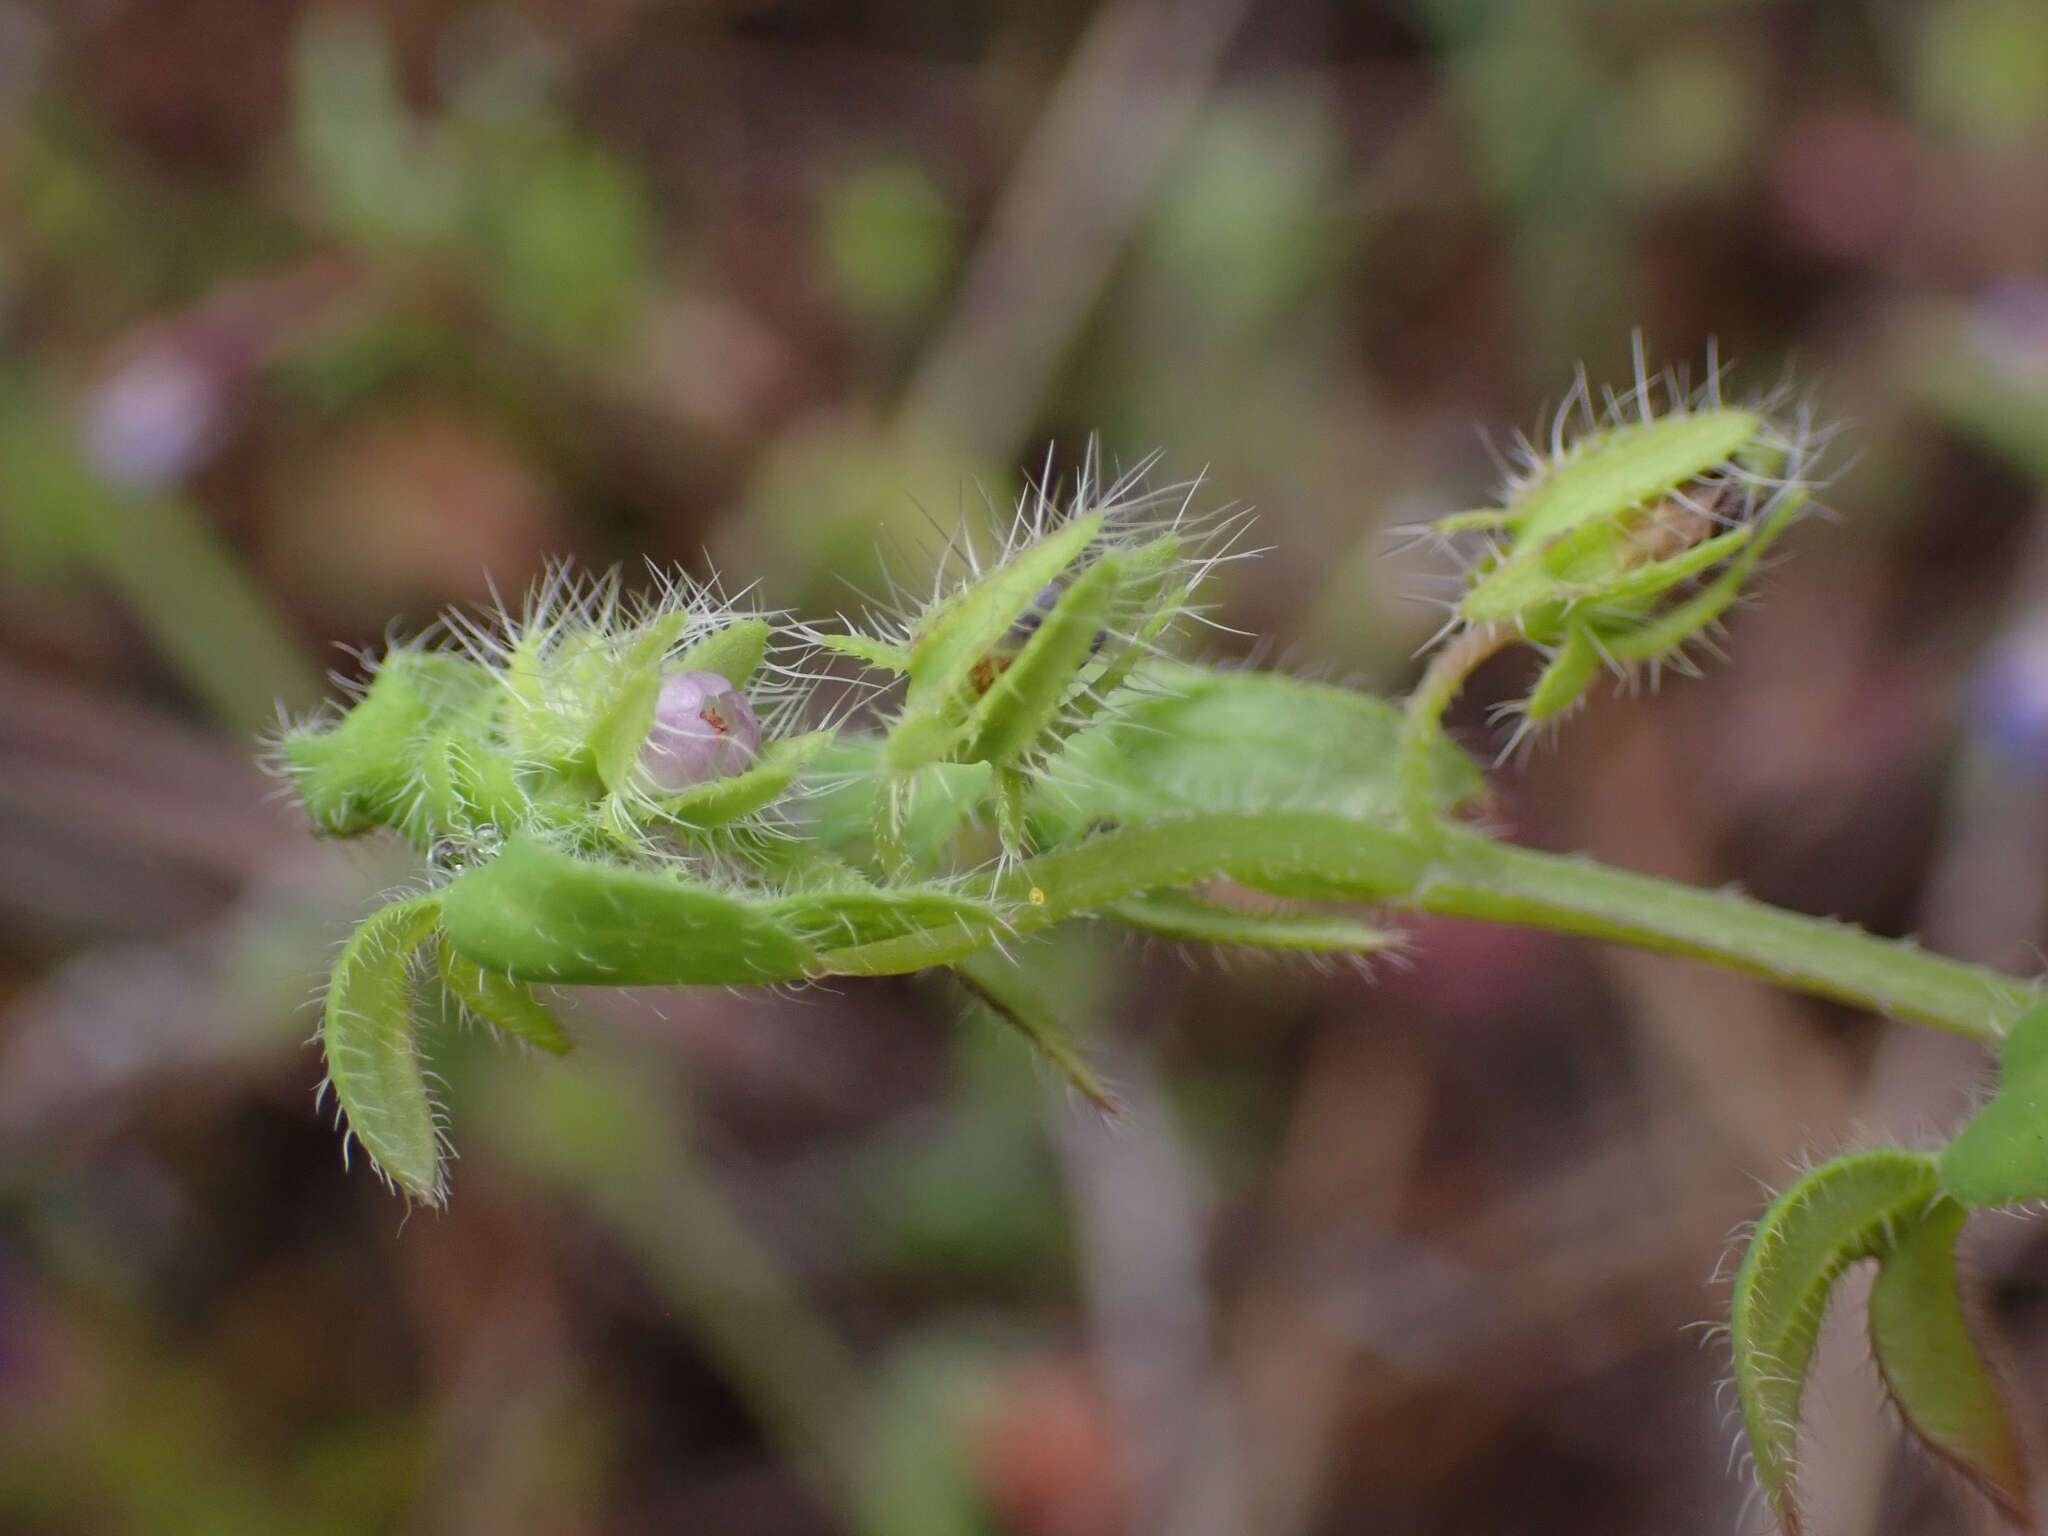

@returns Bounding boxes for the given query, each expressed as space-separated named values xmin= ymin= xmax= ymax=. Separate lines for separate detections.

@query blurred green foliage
xmin=7 ymin=0 xmax=2048 ymax=1532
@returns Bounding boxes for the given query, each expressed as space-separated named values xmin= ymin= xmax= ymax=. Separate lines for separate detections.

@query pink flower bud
xmin=639 ymin=671 xmax=761 ymax=790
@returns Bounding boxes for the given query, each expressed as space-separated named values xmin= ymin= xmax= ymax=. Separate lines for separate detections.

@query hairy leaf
xmin=323 ymin=895 xmax=448 ymax=1204
xmin=1868 ymin=1198 xmax=2031 ymax=1526
xmin=437 ymin=937 xmax=575 ymax=1056
xmin=765 ymin=885 xmax=1009 ymax=953
xmin=1035 ymin=667 xmax=1484 ymax=840
xmin=1505 ymin=407 xmax=1758 ymax=548
xmin=674 ymin=616 xmax=771 ymax=688
xmin=1942 ymin=1000 xmax=2048 ymax=1209
xmin=1729 ymin=1147 xmax=1941 ymax=1534
xmin=585 ymin=611 xmax=691 ymax=793
xmin=655 ymin=729 xmax=835 ymax=828
xmin=441 ymin=835 xmax=815 ymax=986
xmin=905 ymin=513 xmax=1102 ymax=704
xmin=949 ymin=948 xmax=1116 ymax=1112
xmin=1104 ymin=889 xmax=1401 ymax=954
xmin=963 ymin=549 xmax=1125 ymax=768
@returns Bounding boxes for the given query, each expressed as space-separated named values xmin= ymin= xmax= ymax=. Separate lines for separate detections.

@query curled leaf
xmin=1868 ymin=1198 xmax=2031 ymax=1526
xmin=1729 ymin=1147 xmax=1941 ymax=1533
xmin=322 ymin=895 xmax=449 ymax=1204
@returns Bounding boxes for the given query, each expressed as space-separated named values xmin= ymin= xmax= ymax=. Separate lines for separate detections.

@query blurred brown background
xmin=6 ymin=1 xmax=2048 ymax=1531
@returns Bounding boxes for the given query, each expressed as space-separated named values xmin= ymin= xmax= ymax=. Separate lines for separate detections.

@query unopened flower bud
xmin=639 ymin=671 xmax=760 ymax=790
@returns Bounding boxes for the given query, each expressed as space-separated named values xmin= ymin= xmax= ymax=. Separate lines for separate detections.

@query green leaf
xmin=1868 ymin=1198 xmax=2032 ymax=1526
xmin=1103 ymin=889 xmax=1401 ymax=953
xmin=436 ymin=937 xmax=574 ymax=1056
xmin=1729 ymin=1147 xmax=1942 ymax=1533
xmin=1941 ymin=1001 xmax=2048 ymax=1208
xmin=322 ymin=895 xmax=448 ymax=1204
xmin=654 ymin=730 xmax=834 ymax=829
xmin=440 ymin=835 xmax=816 ymax=986
xmin=1035 ymin=667 xmax=1484 ymax=840
xmin=949 ymin=948 xmax=1117 ymax=1112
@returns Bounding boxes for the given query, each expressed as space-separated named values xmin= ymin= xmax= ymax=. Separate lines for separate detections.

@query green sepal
xmin=1868 ymin=1198 xmax=2032 ymax=1526
xmin=436 ymin=937 xmax=574 ymax=1056
xmin=674 ymin=616 xmax=772 ymax=687
xmin=1059 ymin=533 xmax=1183 ymax=729
xmin=815 ymin=631 xmax=911 ymax=673
xmin=905 ymin=513 xmax=1102 ymax=705
xmin=1729 ymin=1147 xmax=1942 ymax=1533
xmin=285 ymin=650 xmax=495 ymax=838
xmin=1940 ymin=1000 xmax=2048 ymax=1208
xmin=1507 ymin=407 xmax=1759 ymax=548
xmin=807 ymin=741 xmax=993 ymax=867
xmin=949 ymin=948 xmax=1117 ymax=1113
xmin=585 ymin=611 xmax=692 ymax=794
xmin=322 ymin=894 xmax=449 ymax=1205
xmin=963 ymin=549 xmax=1125 ymax=767
xmin=764 ymin=884 xmax=1009 ymax=952
xmin=440 ymin=834 xmax=816 ymax=986
xmin=653 ymin=729 xmax=835 ymax=829
xmin=1524 ymin=627 xmax=1604 ymax=723
xmin=1104 ymin=889 xmax=1401 ymax=954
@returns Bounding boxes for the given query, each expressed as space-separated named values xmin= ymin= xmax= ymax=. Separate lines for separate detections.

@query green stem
xmin=819 ymin=812 xmax=2038 ymax=1045
xmin=1413 ymin=828 xmax=2037 ymax=1043
xmin=1399 ymin=622 xmax=1511 ymax=838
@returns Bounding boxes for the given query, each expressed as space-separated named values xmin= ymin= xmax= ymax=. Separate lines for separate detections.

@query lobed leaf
xmin=1728 ymin=1147 xmax=1941 ymax=1534
xmin=322 ymin=895 xmax=449 ymax=1204
xmin=440 ymin=834 xmax=815 ymax=986
xmin=1868 ymin=1198 xmax=2032 ymax=1526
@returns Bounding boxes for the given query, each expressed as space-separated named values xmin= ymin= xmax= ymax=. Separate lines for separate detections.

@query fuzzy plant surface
xmin=278 ymin=356 xmax=2048 ymax=1529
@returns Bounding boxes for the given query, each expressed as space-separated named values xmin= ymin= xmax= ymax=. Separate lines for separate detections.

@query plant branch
xmin=1410 ymin=828 xmax=2038 ymax=1044
xmin=818 ymin=812 xmax=2039 ymax=1045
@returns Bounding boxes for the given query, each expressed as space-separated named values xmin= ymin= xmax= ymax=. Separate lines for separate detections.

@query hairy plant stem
xmin=1398 ymin=621 xmax=1514 ymax=838
xmin=1411 ymin=828 xmax=2034 ymax=1043
xmin=815 ymin=815 xmax=2036 ymax=1044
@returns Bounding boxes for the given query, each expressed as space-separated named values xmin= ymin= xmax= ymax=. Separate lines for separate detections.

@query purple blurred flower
xmin=639 ymin=670 xmax=761 ymax=790
xmin=1972 ymin=281 xmax=2048 ymax=387
xmin=1974 ymin=623 xmax=2048 ymax=773
xmin=81 ymin=346 xmax=227 ymax=490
